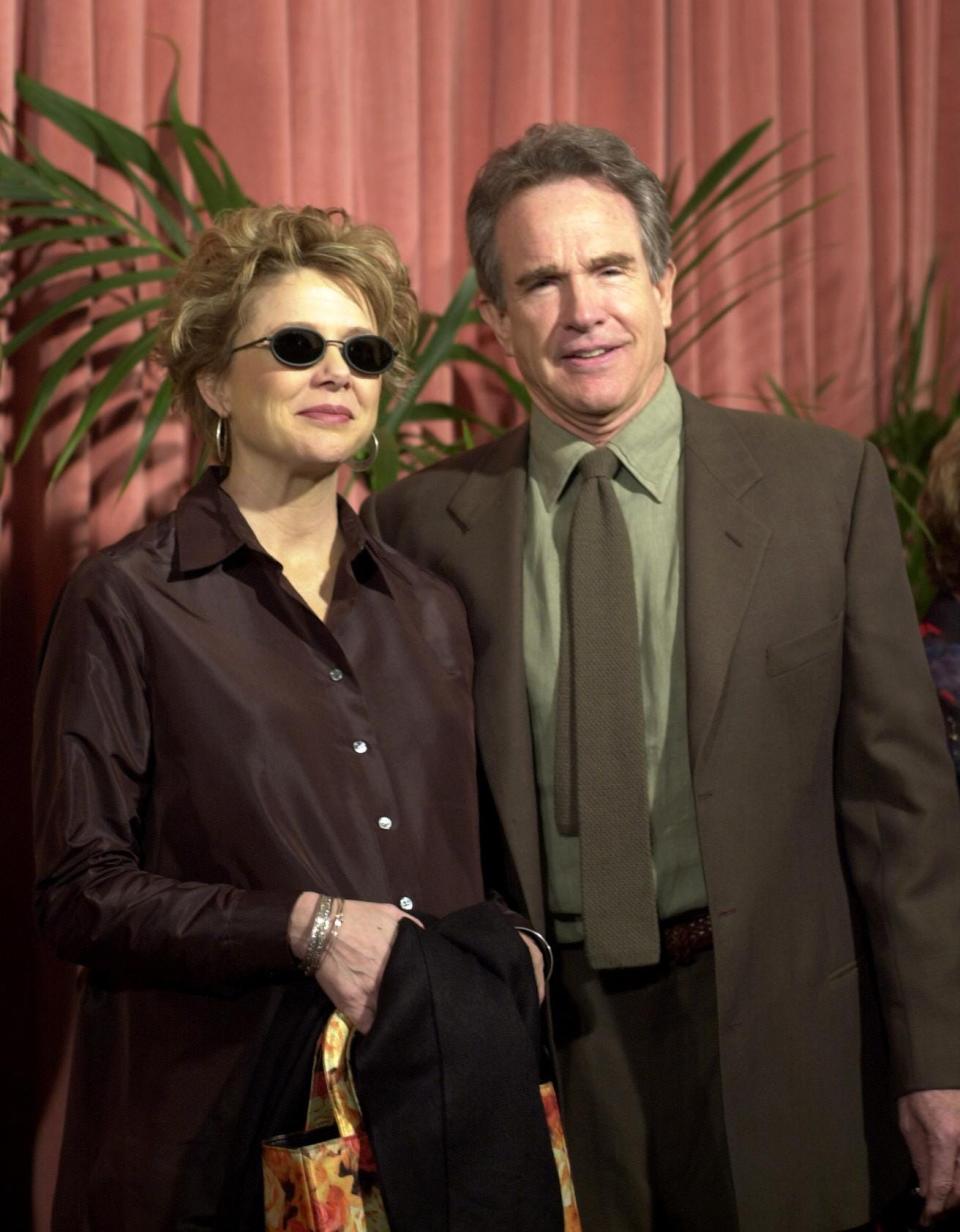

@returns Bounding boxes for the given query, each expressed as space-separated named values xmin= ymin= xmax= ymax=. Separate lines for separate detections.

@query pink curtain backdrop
xmin=2 ymin=2 xmax=958 ymax=1226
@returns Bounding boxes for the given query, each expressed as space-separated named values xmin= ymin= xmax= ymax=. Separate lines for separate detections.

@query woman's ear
xmin=196 ymin=372 xmax=228 ymax=417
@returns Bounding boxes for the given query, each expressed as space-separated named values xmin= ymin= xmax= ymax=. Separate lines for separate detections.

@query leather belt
xmin=660 ymin=908 xmax=713 ymax=965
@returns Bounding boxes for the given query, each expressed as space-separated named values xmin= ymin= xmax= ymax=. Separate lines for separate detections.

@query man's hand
xmin=288 ymin=894 xmax=420 ymax=1033
xmin=898 ymin=1088 xmax=960 ymax=1225
xmin=519 ymin=932 xmax=546 ymax=1003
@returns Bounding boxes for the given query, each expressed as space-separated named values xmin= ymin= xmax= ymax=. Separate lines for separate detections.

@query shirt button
xmin=329 ymin=668 xmax=344 ymax=682
xmin=378 ymin=816 xmax=393 ymax=830
xmin=352 ymin=740 xmax=368 ymax=754
xmin=399 ymin=896 xmax=414 ymax=911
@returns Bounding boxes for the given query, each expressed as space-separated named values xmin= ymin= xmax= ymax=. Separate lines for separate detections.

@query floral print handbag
xmin=262 ymin=1010 xmax=581 ymax=1231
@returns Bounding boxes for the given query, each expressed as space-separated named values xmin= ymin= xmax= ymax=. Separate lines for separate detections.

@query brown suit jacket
xmin=364 ymin=389 xmax=960 ymax=1231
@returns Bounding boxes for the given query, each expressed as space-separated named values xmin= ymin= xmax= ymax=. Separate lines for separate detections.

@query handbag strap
xmin=304 ymin=1010 xmax=365 ymax=1137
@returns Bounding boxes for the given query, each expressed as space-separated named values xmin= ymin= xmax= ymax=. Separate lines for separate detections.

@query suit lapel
xmin=437 ymin=394 xmax=769 ymax=919
xmin=444 ymin=426 xmax=546 ymax=926
xmin=682 ymin=392 xmax=770 ymax=775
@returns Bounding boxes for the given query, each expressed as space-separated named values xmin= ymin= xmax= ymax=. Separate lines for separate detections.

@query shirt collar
xmin=528 ymin=366 xmax=683 ymax=508
xmin=175 ymin=467 xmax=374 ymax=573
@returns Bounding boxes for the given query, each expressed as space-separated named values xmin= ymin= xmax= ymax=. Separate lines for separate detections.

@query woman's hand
xmin=288 ymin=894 xmax=421 ymax=1033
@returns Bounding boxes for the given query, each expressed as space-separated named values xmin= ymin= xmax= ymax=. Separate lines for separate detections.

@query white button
xmin=329 ymin=668 xmax=344 ymax=682
xmin=378 ymin=816 xmax=393 ymax=830
xmin=353 ymin=740 xmax=368 ymax=754
xmin=399 ymin=896 xmax=414 ymax=910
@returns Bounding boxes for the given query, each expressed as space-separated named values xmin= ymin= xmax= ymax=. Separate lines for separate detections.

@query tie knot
xmin=578 ymin=447 xmax=620 ymax=481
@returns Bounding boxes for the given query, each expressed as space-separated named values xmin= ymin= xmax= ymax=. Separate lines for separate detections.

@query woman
xmin=919 ymin=419 xmax=960 ymax=781
xmin=32 ymin=206 xmax=546 ymax=1230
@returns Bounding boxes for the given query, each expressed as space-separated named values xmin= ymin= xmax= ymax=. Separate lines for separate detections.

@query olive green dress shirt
xmin=523 ymin=368 xmax=707 ymax=940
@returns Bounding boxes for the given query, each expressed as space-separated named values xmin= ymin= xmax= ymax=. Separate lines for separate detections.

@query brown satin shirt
xmin=32 ymin=468 xmax=487 ymax=1228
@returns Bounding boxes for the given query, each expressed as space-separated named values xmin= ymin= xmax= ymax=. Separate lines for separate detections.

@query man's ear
xmin=655 ymin=260 xmax=677 ymax=331
xmin=196 ymin=372 xmax=228 ymax=418
xmin=478 ymin=295 xmax=514 ymax=358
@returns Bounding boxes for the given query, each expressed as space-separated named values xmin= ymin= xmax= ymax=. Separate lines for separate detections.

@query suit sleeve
xmin=835 ymin=442 xmax=960 ymax=1093
xmin=32 ymin=557 xmax=297 ymax=989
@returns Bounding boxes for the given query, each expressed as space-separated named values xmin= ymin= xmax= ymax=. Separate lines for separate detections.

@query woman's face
xmin=200 ymin=268 xmax=383 ymax=482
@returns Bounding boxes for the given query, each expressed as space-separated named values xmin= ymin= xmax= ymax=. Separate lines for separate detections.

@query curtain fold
xmin=1 ymin=3 xmax=957 ymax=1227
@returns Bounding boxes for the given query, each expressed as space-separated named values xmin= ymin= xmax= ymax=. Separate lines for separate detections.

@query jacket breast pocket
xmin=766 ymin=614 xmax=842 ymax=677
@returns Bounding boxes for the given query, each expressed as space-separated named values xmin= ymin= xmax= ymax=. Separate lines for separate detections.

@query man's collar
xmin=528 ymin=366 xmax=683 ymax=507
xmin=175 ymin=467 xmax=374 ymax=573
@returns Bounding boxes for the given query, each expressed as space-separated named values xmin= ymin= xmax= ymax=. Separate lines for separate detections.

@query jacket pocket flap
xmin=766 ymin=614 xmax=842 ymax=677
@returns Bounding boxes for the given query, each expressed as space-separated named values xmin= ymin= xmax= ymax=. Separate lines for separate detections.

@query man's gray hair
xmin=466 ymin=122 xmax=672 ymax=309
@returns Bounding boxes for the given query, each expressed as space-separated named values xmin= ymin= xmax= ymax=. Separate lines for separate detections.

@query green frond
xmin=51 ymin=328 xmax=160 ymax=481
xmin=1 ymin=267 xmax=176 ymax=363
xmin=121 ymin=378 xmax=176 ymax=490
xmin=13 ymin=298 xmax=166 ymax=461
xmin=0 ymin=245 xmax=170 ymax=312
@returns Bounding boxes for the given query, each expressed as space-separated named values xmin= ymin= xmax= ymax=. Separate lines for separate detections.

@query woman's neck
xmin=221 ymin=464 xmax=341 ymax=568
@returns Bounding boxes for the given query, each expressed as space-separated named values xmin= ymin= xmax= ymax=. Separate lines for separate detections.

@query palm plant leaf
xmin=161 ymin=64 xmax=250 ymax=215
xmin=672 ymin=159 xmax=818 ymax=275
xmin=400 ymin=401 xmax=505 ymax=430
xmin=122 ymin=377 xmax=175 ymax=488
xmin=1 ymin=267 xmax=176 ymax=362
xmin=0 ymin=221 xmax=121 ymax=252
xmin=443 ymin=342 xmax=532 ymax=411
xmin=0 ymin=202 xmax=116 ymax=221
xmin=1 ymin=64 xmax=252 ymax=478
xmin=893 ymin=264 xmax=937 ymax=414
xmin=3 ymin=66 xmax=831 ymax=487
xmin=669 ymin=250 xmax=813 ymax=357
xmin=761 ymin=260 xmax=959 ymax=613
xmin=669 ymin=291 xmax=753 ymax=360
xmin=15 ymin=71 xmax=202 ymax=237
xmin=13 ymin=298 xmax=166 ymax=461
xmin=371 ymin=268 xmax=480 ymax=489
xmin=674 ymin=178 xmax=835 ymax=290
xmin=671 ymin=133 xmax=812 ymax=252
xmin=0 ymin=141 xmax=176 ymax=251
xmin=380 ymin=268 xmax=480 ymax=434
xmin=0 ymin=246 xmax=168 ymax=312
xmin=670 ymin=119 xmax=773 ymax=232
xmin=670 ymin=253 xmax=792 ymax=337
xmin=51 ymin=327 xmax=161 ymax=480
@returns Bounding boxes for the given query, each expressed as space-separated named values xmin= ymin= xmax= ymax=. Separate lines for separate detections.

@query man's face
xmin=481 ymin=176 xmax=675 ymax=442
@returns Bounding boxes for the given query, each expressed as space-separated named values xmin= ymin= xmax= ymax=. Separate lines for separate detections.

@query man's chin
xmin=531 ymin=398 xmax=639 ymax=443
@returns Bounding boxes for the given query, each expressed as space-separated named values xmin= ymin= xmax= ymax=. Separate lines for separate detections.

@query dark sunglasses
xmin=231 ymin=327 xmax=396 ymax=376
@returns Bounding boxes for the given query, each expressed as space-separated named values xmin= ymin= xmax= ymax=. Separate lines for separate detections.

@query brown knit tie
xmin=554 ymin=447 xmax=660 ymax=969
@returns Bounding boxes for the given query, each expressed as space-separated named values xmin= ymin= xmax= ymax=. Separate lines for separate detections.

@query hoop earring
xmin=347 ymin=430 xmax=379 ymax=473
xmin=215 ymin=417 xmax=229 ymax=465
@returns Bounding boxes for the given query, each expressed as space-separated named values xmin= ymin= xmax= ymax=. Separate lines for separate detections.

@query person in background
xmin=919 ymin=419 xmax=960 ymax=779
xmin=364 ymin=123 xmax=960 ymax=1231
xmin=32 ymin=205 xmax=547 ymax=1231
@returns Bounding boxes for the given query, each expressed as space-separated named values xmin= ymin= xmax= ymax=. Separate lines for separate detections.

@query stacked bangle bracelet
xmin=299 ymin=894 xmax=344 ymax=976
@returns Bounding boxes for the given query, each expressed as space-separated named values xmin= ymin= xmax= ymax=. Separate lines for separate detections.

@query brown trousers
xmin=552 ymin=944 xmax=739 ymax=1231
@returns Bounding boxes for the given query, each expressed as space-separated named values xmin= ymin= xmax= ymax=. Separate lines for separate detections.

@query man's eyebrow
xmin=514 ymin=264 xmax=563 ymax=290
xmin=589 ymin=251 xmax=637 ymax=270
xmin=514 ymin=252 xmax=638 ymax=290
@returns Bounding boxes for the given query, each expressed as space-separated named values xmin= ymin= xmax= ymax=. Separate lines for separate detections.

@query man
xmin=364 ymin=123 xmax=960 ymax=1231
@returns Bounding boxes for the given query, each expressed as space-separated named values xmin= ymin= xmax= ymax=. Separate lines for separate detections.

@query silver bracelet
xmin=516 ymin=926 xmax=555 ymax=982
xmin=317 ymin=900 xmax=344 ymax=969
xmin=300 ymin=893 xmax=334 ymax=976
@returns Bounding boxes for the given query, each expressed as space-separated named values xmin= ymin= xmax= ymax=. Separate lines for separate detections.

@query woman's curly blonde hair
xmin=154 ymin=205 xmax=419 ymax=451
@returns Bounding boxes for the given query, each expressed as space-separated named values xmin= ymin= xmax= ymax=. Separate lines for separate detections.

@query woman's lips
xmin=297 ymin=406 xmax=353 ymax=423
